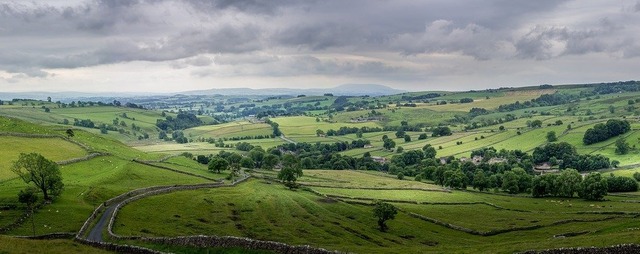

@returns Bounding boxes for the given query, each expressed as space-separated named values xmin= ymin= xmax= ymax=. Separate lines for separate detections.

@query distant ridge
xmin=179 ymin=84 xmax=406 ymax=96
xmin=0 ymin=84 xmax=405 ymax=101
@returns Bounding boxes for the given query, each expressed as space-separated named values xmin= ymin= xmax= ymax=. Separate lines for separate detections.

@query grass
xmin=272 ymin=116 xmax=381 ymax=136
xmin=184 ymin=121 xmax=273 ymax=139
xmin=113 ymin=176 xmax=640 ymax=254
xmin=0 ymin=235 xmax=113 ymax=254
xmin=0 ymin=137 xmax=87 ymax=180
xmin=1 ymin=156 xmax=213 ymax=235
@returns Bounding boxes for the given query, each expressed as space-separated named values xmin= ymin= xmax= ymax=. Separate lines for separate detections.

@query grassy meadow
xmin=113 ymin=171 xmax=640 ymax=254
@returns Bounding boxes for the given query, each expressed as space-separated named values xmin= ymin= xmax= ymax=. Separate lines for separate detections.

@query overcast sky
xmin=1 ymin=0 xmax=639 ymax=93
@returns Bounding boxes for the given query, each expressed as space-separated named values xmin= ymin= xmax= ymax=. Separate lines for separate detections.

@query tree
xmin=65 ymin=129 xmax=74 ymax=138
xmin=607 ymin=176 xmax=638 ymax=192
xmin=556 ymin=169 xmax=582 ymax=197
xmin=196 ymin=155 xmax=210 ymax=165
xmin=546 ymin=131 xmax=557 ymax=142
xmin=472 ymin=169 xmax=489 ymax=191
xmin=208 ymin=157 xmax=229 ymax=173
xmin=532 ymin=174 xmax=554 ymax=198
xmin=615 ymin=138 xmax=630 ymax=155
xmin=228 ymin=153 xmax=243 ymax=170
xmin=418 ymin=133 xmax=428 ymax=140
xmin=404 ymin=135 xmax=411 ymax=142
xmin=444 ymin=169 xmax=468 ymax=189
xmin=579 ymin=173 xmax=608 ymax=201
xmin=373 ymin=201 xmax=398 ymax=232
xmin=530 ymin=120 xmax=543 ymax=128
xmin=11 ymin=153 xmax=64 ymax=201
xmin=278 ymin=155 xmax=303 ymax=190
xmin=422 ymin=144 xmax=437 ymax=159
xmin=501 ymin=171 xmax=519 ymax=194
xmin=383 ymin=138 xmax=396 ymax=151
xmin=240 ymin=157 xmax=254 ymax=169
xmin=18 ymin=187 xmax=38 ymax=236
xmin=249 ymin=147 xmax=266 ymax=168
xmin=262 ymin=154 xmax=279 ymax=170
xmin=395 ymin=130 xmax=406 ymax=138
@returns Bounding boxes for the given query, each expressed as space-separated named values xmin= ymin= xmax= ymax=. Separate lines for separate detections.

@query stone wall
xmin=136 ymin=235 xmax=341 ymax=254
xmin=75 ymin=238 xmax=167 ymax=254
xmin=132 ymin=159 xmax=221 ymax=182
xmin=57 ymin=152 xmax=108 ymax=165
xmin=519 ymin=244 xmax=640 ymax=254
xmin=300 ymin=183 xmax=451 ymax=193
xmin=14 ymin=232 xmax=76 ymax=240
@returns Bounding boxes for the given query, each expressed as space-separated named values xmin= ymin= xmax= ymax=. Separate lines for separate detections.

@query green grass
xmin=113 ymin=177 xmax=640 ymax=254
xmin=1 ymin=156 xmax=213 ymax=235
xmin=272 ymin=116 xmax=381 ymax=136
xmin=184 ymin=121 xmax=273 ymax=139
xmin=0 ymin=235 xmax=113 ymax=254
xmin=0 ymin=137 xmax=87 ymax=180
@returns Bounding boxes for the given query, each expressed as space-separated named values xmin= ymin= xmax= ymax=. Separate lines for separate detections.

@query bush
xmin=634 ymin=172 xmax=640 ymax=181
xmin=607 ymin=176 xmax=638 ymax=192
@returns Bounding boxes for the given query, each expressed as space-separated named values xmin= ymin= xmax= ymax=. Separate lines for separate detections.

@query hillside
xmin=0 ymin=81 xmax=640 ymax=253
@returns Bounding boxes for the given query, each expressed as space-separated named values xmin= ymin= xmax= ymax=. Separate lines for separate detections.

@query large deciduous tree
xmin=277 ymin=154 xmax=303 ymax=190
xmin=11 ymin=153 xmax=64 ymax=201
xmin=208 ymin=157 xmax=229 ymax=174
xmin=373 ymin=201 xmax=398 ymax=232
xmin=579 ymin=173 xmax=608 ymax=201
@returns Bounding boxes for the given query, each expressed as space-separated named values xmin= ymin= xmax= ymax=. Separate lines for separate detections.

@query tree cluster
xmin=533 ymin=142 xmax=610 ymax=171
xmin=156 ymin=112 xmax=203 ymax=131
xmin=583 ymin=119 xmax=631 ymax=145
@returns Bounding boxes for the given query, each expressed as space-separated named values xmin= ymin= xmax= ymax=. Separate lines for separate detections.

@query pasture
xmin=113 ymin=170 xmax=640 ymax=253
xmin=184 ymin=120 xmax=273 ymax=139
xmin=0 ymin=235 xmax=112 ymax=254
xmin=0 ymin=136 xmax=87 ymax=180
xmin=272 ymin=116 xmax=381 ymax=136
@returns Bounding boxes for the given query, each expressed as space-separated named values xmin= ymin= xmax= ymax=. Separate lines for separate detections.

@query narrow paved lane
xmin=86 ymin=205 xmax=116 ymax=242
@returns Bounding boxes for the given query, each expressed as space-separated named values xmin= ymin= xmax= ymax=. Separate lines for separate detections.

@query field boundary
xmin=519 ymin=243 xmax=640 ymax=254
xmin=132 ymin=159 xmax=222 ymax=182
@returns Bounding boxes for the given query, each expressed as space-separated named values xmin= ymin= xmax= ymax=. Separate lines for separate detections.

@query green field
xmin=0 ymin=235 xmax=113 ymax=254
xmin=0 ymin=137 xmax=87 ymax=180
xmin=272 ymin=116 xmax=382 ymax=136
xmin=113 ymin=173 xmax=640 ymax=253
xmin=184 ymin=120 xmax=273 ymax=139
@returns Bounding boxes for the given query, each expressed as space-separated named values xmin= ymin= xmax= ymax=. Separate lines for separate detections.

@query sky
xmin=1 ymin=0 xmax=639 ymax=93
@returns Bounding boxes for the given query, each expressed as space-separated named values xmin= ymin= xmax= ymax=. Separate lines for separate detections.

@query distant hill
xmin=180 ymin=84 xmax=406 ymax=96
xmin=0 ymin=84 xmax=405 ymax=101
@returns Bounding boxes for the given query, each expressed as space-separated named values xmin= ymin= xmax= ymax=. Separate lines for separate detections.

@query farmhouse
xmin=371 ymin=156 xmax=387 ymax=164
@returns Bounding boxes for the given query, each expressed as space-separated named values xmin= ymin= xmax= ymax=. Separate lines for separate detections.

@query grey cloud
xmin=194 ymin=55 xmax=402 ymax=78
xmin=515 ymin=18 xmax=627 ymax=60
xmin=185 ymin=0 xmax=301 ymax=15
xmin=389 ymin=20 xmax=503 ymax=60
xmin=1 ymin=0 xmax=639 ymax=83
xmin=275 ymin=23 xmax=368 ymax=50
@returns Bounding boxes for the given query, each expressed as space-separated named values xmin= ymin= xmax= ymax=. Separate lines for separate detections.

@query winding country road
xmin=86 ymin=205 xmax=116 ymax=242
